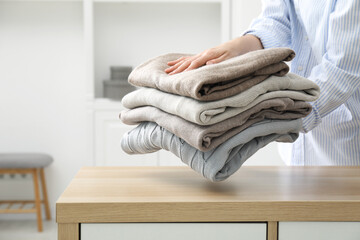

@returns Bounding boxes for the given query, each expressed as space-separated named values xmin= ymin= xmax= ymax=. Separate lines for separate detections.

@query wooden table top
xmin=56 ymin=166 xmax=360 ymax=223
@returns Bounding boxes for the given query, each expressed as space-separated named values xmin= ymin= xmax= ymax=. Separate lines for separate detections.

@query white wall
xmin=231 ymin=0 xmax=262 ymax=38
xmin=93 ymin=2 xmax=221 ymax=98
xmin=0 ymin=2 xmax=92 ymax=219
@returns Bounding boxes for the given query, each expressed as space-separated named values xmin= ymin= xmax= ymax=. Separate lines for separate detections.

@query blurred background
xmin=0 ymin=0 xmax=284 ymax=238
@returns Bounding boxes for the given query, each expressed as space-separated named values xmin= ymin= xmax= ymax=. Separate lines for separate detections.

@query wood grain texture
xmin=56 ymin=166 xmax=360 ymax=223
xmin=0 ymin=200 xmax=37 ymax=213
xmin=40 ymin=168 xmax=51 ymax=220
xmin=0 ymin=168 xmax=34 ymax=174
xmin=58 ymin=223 xmax=79 ymax=240
xmin=32 ymin=169 xmax=42 ymax=232
xmin=267 ymin=222 xmax=278 ymax=240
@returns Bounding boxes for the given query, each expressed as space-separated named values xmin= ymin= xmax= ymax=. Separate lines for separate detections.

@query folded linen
xmin=122 ymin=73 xmax=320 ymax=125
xmin=128 ymin=48 xmax=295 ymax=101
xmin=121 ymin=119 xmax=302 ymax=182
xmin=120 ymin=98 xmax=311 ymax=151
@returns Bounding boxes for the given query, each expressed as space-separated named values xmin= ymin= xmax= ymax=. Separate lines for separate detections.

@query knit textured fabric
xmin=122 ymin=73 xmax=320 ymax=125
xmin=128 ymin=48 xmax=295 ymax=101
xmin=121 ymin=119 xmax=302 ymax=182
xmin=120 ymin=98 xmax=311 ymax=151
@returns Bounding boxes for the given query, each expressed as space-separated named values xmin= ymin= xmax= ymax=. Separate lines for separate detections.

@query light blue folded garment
xmin=121 ymin=119 xmax=302 ymax=182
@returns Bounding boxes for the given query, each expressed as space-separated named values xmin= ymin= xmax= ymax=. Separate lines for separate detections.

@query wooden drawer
xmin=81 ymin=223 xmax=267 ymax=240
xmin=279 ymin=222 xmax=360 ymax=240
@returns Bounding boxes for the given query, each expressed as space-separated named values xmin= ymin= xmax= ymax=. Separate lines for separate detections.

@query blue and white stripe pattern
xmin=244 ymin=0 xmax=360 ymax=165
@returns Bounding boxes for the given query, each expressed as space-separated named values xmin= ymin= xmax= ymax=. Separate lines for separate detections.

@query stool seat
xmin=0 ymin=153 xmax=53 ymax=169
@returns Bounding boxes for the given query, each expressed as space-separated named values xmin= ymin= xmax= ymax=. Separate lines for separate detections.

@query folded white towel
xmin=122 ymin=73 xmax=320 ymax=125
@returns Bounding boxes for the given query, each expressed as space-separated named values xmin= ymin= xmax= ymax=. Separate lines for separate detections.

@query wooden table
xmin=57 ymin=166 xmax=360 ymax=240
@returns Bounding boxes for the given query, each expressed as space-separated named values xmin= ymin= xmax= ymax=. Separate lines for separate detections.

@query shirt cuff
xmin=242 ymin=28 xmax=281 ymax=49
xmin=301 ymin=102 xmax=322 ymax=133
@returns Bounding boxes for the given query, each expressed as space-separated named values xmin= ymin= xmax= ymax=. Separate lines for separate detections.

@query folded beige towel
xmin=120 ymin=98 xmax=311 ymax=151
xmin=128 ymin=48 xmax=295 ymax=101
xmin=122 ymin=73 xmax=320 ymax=125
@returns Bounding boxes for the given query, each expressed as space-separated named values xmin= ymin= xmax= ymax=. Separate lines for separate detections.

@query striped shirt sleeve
xmin=302 ymin=0 xmax=360 ymax=132
xmin=242 ymin=0 xmax=291 ymax=49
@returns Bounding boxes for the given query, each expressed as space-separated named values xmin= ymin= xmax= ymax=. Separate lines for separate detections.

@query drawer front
xmin=279 ymin=222 xmax=360 ymax=240
xmin=81 ymin=223 xmax=267 ymax=240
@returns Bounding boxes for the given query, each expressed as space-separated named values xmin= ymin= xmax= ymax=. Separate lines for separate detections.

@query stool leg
xmin=39 ymin=168 xmax=51 ymax=220
xmin=32 ymin=168 xmax=43 ymax=232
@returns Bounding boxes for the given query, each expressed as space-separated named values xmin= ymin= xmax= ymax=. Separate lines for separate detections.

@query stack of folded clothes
xmin=119 ymin=48 xmax=320 ymax=182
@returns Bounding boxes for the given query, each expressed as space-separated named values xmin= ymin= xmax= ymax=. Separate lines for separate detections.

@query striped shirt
xmin=244 ymin=0 xmax=360 ymax=165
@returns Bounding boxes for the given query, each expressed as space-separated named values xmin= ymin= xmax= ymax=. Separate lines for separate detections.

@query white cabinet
xmin=94 ymin=106 xmax=158 ymax=166
xmin=279 ymin=222 xmax=360 ymax=240
xmin=94 ymin=99 xmax=184 ymax=166
xmin=81 ymin=223 xmax=267 ymax=240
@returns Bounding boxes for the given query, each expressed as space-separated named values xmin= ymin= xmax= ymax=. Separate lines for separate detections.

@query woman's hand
xmin=165 ymin=35 xmax=263 ymax=75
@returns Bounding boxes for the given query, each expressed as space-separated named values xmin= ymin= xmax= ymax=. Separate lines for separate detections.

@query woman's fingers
xmin=168 ymin=60 xmax=193 ymax=75
xmin=184 ymin=56 xmax=208 ymax=72
xmin=167 ymin=56 xmax=186 ymax=66
xmin=165 ymin=60 xmax=185 ymax=73
xmin=166 ymin=48 xmax=225 ymax=75
xmin=206 ymin=53 xmax=228 ymax=65
xmin=183 ymin=49 xmax=222 ymax=71
xmin=166 ymin=54 xmax=200 ymax=74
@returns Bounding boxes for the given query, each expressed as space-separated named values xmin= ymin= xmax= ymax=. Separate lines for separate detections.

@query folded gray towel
xmin=122 ymin=73 xmax=320 ymax=125
xmin=120 ymin=98 xmax=311 ymax=151
xmin=121 ymin=119 xmax=302 ymax=182
xmin=128 ymin=48 xmax=295 ymax=101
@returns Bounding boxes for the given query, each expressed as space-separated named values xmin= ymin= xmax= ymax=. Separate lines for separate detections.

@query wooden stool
xmin=0 ymin=153 xmax=53 ymax=232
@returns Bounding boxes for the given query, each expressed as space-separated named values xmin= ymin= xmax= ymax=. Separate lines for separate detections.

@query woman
xmin=165 ymin=0 xmax=360 ymax=165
